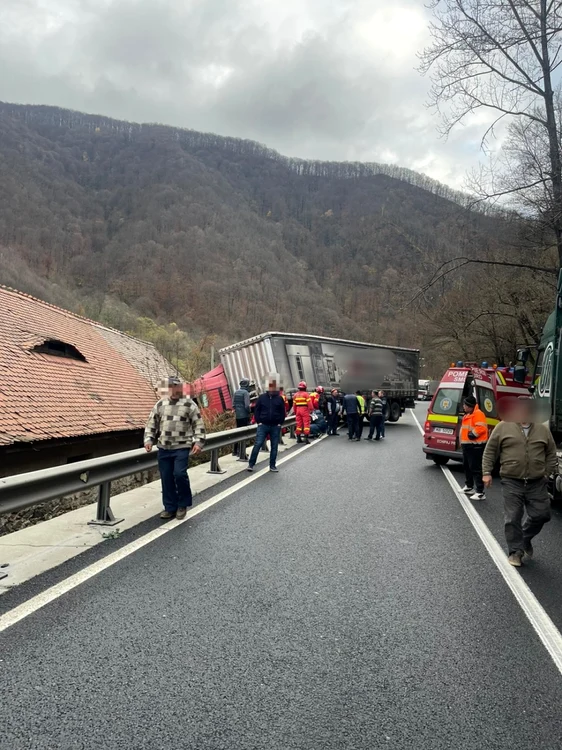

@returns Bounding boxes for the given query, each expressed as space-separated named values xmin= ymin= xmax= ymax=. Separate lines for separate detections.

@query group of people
xmin=142 ymin=374 xmax=555 ymax=571
xmin=460 ymin=394 xmax=556 ymax=567
xmin=341 ymin=389 xmax=388 ymax=442
xmin=291 ymin=381 xmax=390 ymax=443
xmin=145 ymin=375 xmax=392 ymax=519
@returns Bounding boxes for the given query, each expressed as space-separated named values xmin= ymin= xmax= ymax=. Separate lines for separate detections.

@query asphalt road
xmin=2 ymin=412 xmax=562 ymax=749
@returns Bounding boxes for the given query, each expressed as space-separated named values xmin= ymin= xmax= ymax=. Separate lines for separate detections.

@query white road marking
xmin=0 ymin=438 xmax=324 ymax=634
xmin=410 ymin=409 xmax=562 ymax=675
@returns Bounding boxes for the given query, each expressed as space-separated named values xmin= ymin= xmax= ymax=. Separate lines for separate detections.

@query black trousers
xmin=347 ymin=414 xmax=360 ymax=439
xmin=232 ymin=417 xmax=250 ymax=457
xmin=368 ymin=415 xmax=384 ymax=440
xmin=327 ymin=412 xmax=339 ymax=434
xmin=462 ymin=444 xmax=485 ymax=493
xmin=502 ymin=477 xmax=551 ymax=554
xmin=357 ymin=414 xmax=365 ymax=439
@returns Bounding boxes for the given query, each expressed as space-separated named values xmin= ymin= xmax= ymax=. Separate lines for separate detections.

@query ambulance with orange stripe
xmin=422 ymin=362 xmax=531 ymax=466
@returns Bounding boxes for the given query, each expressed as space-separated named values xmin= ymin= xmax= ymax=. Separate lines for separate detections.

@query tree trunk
xmin=540 ymin=0 xmax=562 ymax=267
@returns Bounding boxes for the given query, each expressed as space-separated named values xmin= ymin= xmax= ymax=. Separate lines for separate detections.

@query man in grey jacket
xmin=482 ymin=397 xmax=557 ymax=567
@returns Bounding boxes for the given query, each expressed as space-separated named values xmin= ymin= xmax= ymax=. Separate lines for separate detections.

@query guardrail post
xmin=88 ymin=481 xmax=123 ymax=526
xmin=207 ymin=448 xmax=227 ymax=475
xmin=289 ymin=424 xmax=296 ymax=440
xmin=236 ymin=439 xmax=248 ymax=461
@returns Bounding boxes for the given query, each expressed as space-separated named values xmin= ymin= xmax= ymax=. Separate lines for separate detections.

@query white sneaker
xmin=462 ymin=485 xmax=474 ymax=494
xmin=470 ymin=492 xmax=486 ymax=501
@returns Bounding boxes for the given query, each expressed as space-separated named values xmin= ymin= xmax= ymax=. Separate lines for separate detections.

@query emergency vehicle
xmin=423 ymin=362 xmax=531 ymax=465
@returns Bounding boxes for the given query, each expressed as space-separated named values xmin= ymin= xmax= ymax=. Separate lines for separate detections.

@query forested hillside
xmin=0 ymin=102 xmax=554 ymax=375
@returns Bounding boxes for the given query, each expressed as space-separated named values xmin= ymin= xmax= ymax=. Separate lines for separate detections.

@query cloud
xmin=0 ymin=0 xmax=488 ymax=188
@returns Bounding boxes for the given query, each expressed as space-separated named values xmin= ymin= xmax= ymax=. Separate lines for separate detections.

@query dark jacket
xmin=343 ymin=393 xmax=360 ymax=415
xmin=325 ymin=394 xmax=340 ymax=416
xmin=253 ymin=392 xmax=286 ymax=426
xmin=233 ymin=388 xmax=251 ymax=420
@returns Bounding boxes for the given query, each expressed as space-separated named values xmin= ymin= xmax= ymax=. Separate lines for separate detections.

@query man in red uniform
xmin=293 ymin=381 xmax=312 ymax=444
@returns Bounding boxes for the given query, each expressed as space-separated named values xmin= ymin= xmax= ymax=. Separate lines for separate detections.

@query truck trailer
xmin=515 ymin=270 xmax=562 ymax=498
xmin=219 ymin=331 xmax=419 ymax=422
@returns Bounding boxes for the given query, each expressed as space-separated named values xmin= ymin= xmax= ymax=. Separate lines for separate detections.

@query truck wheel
xmin=388 ymin=401 xmax=401 ymax=422
xmin=432 ymin=456 xmax=449 ymax=466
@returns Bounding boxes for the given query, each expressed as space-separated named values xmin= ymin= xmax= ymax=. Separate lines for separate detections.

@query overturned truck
xmin=219 ymin=332 xmax=419 ymax=422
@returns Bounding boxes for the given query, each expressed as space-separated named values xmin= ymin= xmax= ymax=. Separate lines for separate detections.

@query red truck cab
xmin=422 ymin=362 xmax=530 ymax=465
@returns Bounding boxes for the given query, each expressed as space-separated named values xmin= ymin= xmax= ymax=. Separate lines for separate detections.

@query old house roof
xmin=0 ymin=287 xmax=174 ymax=446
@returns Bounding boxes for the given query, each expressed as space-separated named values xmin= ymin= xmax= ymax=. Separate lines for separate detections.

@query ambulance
xmin=422 ymin=362 xmax=530 ymax=465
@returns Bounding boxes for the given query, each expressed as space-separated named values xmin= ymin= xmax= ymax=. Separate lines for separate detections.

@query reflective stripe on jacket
xmin=460 ymin=406 xmax=488 ymax=445
xmin=293 ymin=391 xmax=312 ymax=411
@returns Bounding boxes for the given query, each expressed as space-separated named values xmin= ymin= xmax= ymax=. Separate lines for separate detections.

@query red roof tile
xmin=0 ymin=287 xmax=172 ymax=446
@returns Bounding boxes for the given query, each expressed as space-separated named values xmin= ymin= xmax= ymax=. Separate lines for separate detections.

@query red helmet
xmin=298 ymin=381 xmax=307 ymax=390
xmin=316 ymin=386 xmax=324 ymax=393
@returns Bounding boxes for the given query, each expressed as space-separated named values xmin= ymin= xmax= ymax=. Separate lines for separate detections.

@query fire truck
xmin=422 ymin=362 xmax=531 ymax=465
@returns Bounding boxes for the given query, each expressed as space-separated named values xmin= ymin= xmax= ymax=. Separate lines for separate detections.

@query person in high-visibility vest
xmin=356 ymin=390 xmax=366 ymax=440
xmin=293 ymin=381 xmax=312 ymax=443
xmin=460 ymin=395 xmax=488 ymax=501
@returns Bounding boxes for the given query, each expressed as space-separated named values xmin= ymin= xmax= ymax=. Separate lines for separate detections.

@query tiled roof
xmin=0 ymin=287 xmax=173 ymax=446
xmin=96 ymin=326 xmax=173 ymax=392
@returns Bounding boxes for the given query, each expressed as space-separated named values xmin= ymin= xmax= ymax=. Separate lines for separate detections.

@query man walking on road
xmin=144 ymin=377 xmax=206 ymax=520
xmin=482 ymin=397 xmax=557 ymax=567
xmin=460 ymin=395 xmax=488 ymax=501
xmin=247 ymin=375 xmax=287 ymax=473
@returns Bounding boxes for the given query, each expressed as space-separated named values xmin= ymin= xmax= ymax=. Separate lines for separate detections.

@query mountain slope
xmin=0 ymin=102 xmax=536 ymax=371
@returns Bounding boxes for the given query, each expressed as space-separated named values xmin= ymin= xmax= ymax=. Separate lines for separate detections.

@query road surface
xmin=1 ymin=411 xmax=562 ymax=749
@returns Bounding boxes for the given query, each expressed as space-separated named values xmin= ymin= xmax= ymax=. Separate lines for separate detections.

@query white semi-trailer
xmin=219 ymin=331 xmax=419 ymax=422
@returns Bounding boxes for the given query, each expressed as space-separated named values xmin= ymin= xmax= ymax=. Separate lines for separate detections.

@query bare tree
xmin=420 ymin=0 xmax=562 ymax=266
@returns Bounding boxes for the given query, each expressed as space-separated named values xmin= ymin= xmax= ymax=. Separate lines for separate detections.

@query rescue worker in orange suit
xmin=460 ymin=395 xmax=488 ymax=501
xmin=293 ymin=381 xmax=312 ymax=444
xmin=313 ymin=386 xmax=327 ymax=414
xmin=279 ymin=387 xmax=290 ymax=414
xmin=310 ymin=389 xmax=319 ymax=411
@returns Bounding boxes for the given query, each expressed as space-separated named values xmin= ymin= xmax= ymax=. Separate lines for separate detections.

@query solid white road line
xmin=0 ymin=438 xmax=324 ymax=634
xmin=410 ymin=409 xmax=562 ymax=675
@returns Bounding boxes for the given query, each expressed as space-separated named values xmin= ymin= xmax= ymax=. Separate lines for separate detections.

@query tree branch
xmin=401 ymin=256 xmax=558 ymax=311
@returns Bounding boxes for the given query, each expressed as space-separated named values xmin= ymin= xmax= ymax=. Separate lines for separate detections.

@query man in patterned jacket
xmin=144 ymin=376 xmax=206 ymax=520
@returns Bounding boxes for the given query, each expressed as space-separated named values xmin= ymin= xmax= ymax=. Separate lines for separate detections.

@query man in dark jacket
xmin=325 ymin=388 xmax=340 ymax=435
xmin=247 ymin=375 xmax=287 ymax=473
xmin=232 ymin=377 xmax=251 ymax=458
xmin=343 ymin=391 xmax=361 ymax=441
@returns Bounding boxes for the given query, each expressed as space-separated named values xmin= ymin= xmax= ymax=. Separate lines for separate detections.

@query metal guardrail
xmin=0 ymin=417 xmax=297 ymax=525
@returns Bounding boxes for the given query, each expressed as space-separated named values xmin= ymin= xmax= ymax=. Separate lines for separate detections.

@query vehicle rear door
xmin=425 ymin=369 xmax=468 ymax=455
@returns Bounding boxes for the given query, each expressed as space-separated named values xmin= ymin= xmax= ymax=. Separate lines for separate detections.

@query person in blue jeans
xmin=247 ymin=375 xmax=287 ymax=473
xmin=144 ymin=377 xmax=206 ymax=520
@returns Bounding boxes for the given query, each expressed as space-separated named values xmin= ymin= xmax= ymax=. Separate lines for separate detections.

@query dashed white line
xmin=0 ymin=438 xmax=323 ymax=634
xmin=409 ymin=409 xmax=562 ymax=675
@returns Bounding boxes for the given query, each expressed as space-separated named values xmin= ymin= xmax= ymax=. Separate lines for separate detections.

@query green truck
xmin=515 ymin=270 xmax=562 ymax=496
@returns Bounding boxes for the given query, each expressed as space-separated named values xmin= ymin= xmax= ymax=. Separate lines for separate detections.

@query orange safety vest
xmin=293 ymin=391 xmax=311 ymax=409
xmin=460 ymin=406 xmax=488 ymax=445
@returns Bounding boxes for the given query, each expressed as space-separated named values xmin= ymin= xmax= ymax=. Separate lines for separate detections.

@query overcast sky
xmin=0 ymin=0 xmax=493 ymax=188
